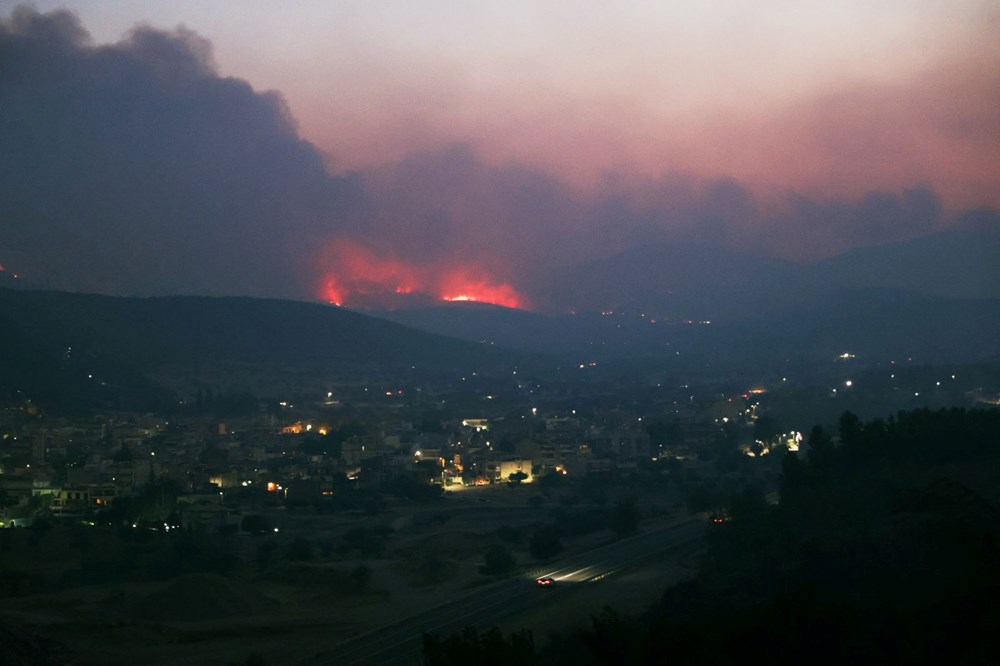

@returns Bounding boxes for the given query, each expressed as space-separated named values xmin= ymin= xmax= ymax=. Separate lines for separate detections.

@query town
xmin=1 ymin=367 xmax=785 ymax=532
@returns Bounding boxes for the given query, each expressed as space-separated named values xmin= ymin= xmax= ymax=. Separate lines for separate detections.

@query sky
xmin=1 ymin=2 xmax=998 ymax=310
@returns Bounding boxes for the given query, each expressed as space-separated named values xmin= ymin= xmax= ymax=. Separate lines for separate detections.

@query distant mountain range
xmin=810 ymin=217 xmax=1000 ymax=300
xmin=373 ymin=221 xmax=1000 ymax=366
xmin=544 ymin=241 xmax=805 ymax=321
xmin=541 ymin=216 xmax=1000 ymax=320
xmin=375 ymin=290 xmax=1000 ymax=367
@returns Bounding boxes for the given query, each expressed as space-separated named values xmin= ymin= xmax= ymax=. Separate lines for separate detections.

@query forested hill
xmin=0 ymin=288 xmax=508 ymax=410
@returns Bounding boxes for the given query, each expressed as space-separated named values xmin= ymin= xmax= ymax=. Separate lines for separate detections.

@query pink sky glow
xmin=11 ymin=0 xmax=998 ymax=210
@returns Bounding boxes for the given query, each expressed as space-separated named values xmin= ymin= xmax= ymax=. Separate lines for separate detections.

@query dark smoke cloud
xmin=0 ymin=7 xmax=990 ymax=310
xmin=354 ymin=148 xmax=949 ymax=275
xmin=0 ymin=6 xmax=359 ymax=297
xmin=354 ymin=144 xmax=584 ymax=282
xmin=765 ymin=187 xmax=943 ymax=258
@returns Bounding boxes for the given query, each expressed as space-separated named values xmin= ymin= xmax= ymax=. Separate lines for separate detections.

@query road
xmin=300 ymin=517 xmax=706 ymax=665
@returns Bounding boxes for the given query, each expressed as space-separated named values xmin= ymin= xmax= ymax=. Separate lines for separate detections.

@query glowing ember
xmin=316 ymin=240 xmax=529 ymax=309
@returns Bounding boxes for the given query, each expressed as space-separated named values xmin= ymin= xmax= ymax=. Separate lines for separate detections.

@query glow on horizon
xmin=317 ymin=239 xmax=528 ymax=310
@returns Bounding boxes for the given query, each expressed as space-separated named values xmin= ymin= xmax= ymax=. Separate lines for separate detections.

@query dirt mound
xmin=126 ymin=573 xmax=272 ymax=622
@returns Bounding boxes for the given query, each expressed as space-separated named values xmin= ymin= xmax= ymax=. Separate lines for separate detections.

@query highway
xmin=301 ymin=517 xmax=706 ymax=665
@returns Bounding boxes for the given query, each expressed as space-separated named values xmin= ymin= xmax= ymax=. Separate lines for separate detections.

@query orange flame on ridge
xmin=317 ymin=240 xmax=529 ymax=310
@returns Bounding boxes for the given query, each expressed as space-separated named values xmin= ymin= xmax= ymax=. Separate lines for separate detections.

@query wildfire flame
xmin=317 ymin=240 xmax=529 ymax=310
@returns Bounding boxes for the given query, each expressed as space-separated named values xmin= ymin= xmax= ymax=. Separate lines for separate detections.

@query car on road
xmin=536 ymin=576 xmax=556 ymax=587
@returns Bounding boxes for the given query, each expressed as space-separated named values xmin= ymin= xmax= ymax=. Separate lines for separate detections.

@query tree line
xmin=424 ymin=407 xmax=1000 ymax=664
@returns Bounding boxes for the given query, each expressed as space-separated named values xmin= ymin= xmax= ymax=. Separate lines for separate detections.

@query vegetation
xmin=528 ymin=527 xmax=563 ymax=561
xmin=480 ymin=545 xmax=517 ymax=575
xmin=610 ymin=496 xmax=639 ymax=538
xmin=423 ymin=627 xmax=536 ymax=666
xmin=429 ymin=408 xmax=1000 ymax=664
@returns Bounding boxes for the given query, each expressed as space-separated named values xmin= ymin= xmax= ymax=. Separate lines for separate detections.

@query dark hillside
xmin=0 ymin=288 xmax=507 ymax=409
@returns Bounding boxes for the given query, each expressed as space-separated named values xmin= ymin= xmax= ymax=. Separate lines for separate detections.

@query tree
xmin=779 ymin=450 xmax=805 ymax=503
xmin=612 ymin=496 xmax=640 ymax=538
xmin=838 ymin=411 xmax=863 ymax=449
xmin=685 ymin=480 xmax=722 ymax=513
xmin=113 ymin=441 xmax=133 ymax=462
xmin=529 ymin=527 xmax=563 ymax=560
xmin=647 ymin=419 xmax=684 ymax=452
xmin=728 ymin=485 xmax=767 ymax=521
xmin=709 ymin=422 xmax=741 ymax=459
xmin=423 ymin=627 xmax=536 ymax=666
xmin=583 ymin=606 xmax=638 ymax=664
xmin=537 ymin=470 xmax=566 ymax=494
xmin=241 ymin=514 xmax=272 ymax=536
xmin=481 ymin=544 xmax=517 ymax=575
xmin=753 ymin=415 xmax=781 ymax=443
xmin=806 ymin=425 xmax=835 ymax=469
xmin=384 ymin=474 xmax=443 ymax=501
xmin=580 ymin=475 xmax=610 ymax=506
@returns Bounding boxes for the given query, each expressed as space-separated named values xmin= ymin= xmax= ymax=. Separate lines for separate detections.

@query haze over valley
xmin=1 ymin=4 xmax=998 ymax=665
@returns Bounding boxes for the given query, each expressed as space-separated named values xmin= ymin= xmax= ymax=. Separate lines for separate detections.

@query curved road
xmin=301 ymin=518 xmax=706 ymax=665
